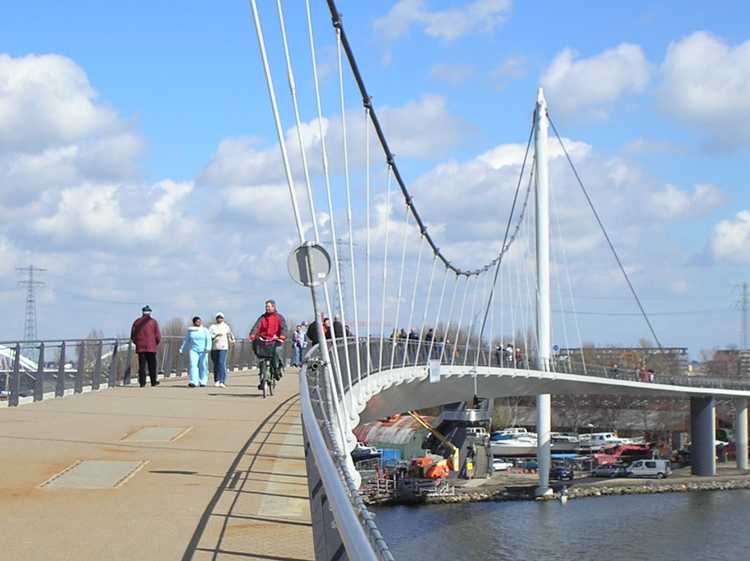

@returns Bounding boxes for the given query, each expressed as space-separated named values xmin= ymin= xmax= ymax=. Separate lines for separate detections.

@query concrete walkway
xmin=0 ymin=369 xmax=314 ymax=561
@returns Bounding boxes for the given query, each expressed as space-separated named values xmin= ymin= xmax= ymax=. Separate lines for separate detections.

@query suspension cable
xmin=548 ymin=117 xmax=671 ymax=373
xmin=325 ymin=1 xmax=514 ymax=277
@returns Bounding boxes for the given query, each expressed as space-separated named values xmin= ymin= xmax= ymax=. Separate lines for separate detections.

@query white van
xmin=625 ymin=459 xmax=671 ymax=479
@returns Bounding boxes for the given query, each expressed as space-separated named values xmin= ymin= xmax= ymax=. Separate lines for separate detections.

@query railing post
xmin=237 ymin=339 xmax=246 ymax=370
xmin=124 ymin=342 xmax=133 ymax=386
xmin=176 ymin=348 xmax=184 ymax=377
xmin=108 ymin=341 xmax=119 ymax=387
xmin=55 ymin=342 xmax=67 ymax=397
xmin=162 ymin=339 xmax=172 ymax=379
xmin=34 ymin=342 xmax=45 ymax=402
xmin=92 ymin=340 xmax=103 ymax=390
xmin=236 ymin=339 xmax=244 ymax=370
xmin=75 ymin=341 xmax=85 ymax=394
xmin=228 ymin=342 xmax=236 ymax=371
xmin=9 ymin=343 xmax=21 ymax=406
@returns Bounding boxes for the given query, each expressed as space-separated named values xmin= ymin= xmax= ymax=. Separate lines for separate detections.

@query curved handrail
xmin=299 ymin=355 xmax=395 ymax=561
xmin=310 ymin=337 xmax=750 ymax=393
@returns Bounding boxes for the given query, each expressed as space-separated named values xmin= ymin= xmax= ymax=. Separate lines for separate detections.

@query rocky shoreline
xmin=371 ymin=465 xmax=750 ymax=506
xmin=431 ymin=477 xmax=750 ymax=504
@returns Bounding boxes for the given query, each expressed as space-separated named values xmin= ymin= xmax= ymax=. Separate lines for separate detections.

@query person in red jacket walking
xmin=131 ymin=305 xmax=162 ymax=387
xmin=249 ymin=300 xmax=287 ymax=388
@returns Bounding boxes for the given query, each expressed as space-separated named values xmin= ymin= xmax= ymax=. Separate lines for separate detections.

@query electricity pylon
xmin=17 ymin=265 xmax=45 ymax=341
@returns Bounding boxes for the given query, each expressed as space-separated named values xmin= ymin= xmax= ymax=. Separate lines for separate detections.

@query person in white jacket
xmin=209 ymin=313 xmax=235 ymax=387
xmin=179 ymin=316 xmax=212 ymax=387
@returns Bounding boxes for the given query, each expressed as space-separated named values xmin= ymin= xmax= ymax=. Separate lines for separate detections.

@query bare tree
xmin=163 ymin=317 xmax=187 ymax=338
xmin=491 ymin=397 xmax=524 ymax=430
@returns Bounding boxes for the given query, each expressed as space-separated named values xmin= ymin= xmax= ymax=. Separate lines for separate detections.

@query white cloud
xmin=540 ymin=44 xmax=655 ymax=121
xmin=430 ymin=63 xmax=476 ymax=85
xmin=199 ymin=136 xmax=285 ymax=188
xmin=220 ymin=183 xmax=297 ymax=226
xmin=373 ymin=0 xmax=512 ymax=42
xmin=199 ymin=94 xmax=474 ymax=188
xmin=648 ymin=183 xmax=724 ymax=221
xmin=0 ymin=53 xmax=121 ymax=152
xmin=490 ymin=54 xmax=528 ymax=89
xmin=378 ymin=94 xmax=475 ymax=158
xmin=708 ymin=210 xmax=750 ymax=264
xmin=656 ymin=31 xmax=750 ymax=149
xmin=0 ymin=53 xmax=151 ymax=225
xmin=31 ymin=180 xmax=193 ymax=249
xmin=623 ymin=136 xmax=686 ymax=155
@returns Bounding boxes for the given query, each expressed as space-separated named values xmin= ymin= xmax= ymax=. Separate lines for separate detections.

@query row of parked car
xmin=493 ymin=458 xmax=672 ymax=480
xmin=591 ymin=459 xmax=672 ymax=479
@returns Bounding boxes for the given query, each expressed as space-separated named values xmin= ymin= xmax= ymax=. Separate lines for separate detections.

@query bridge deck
xmin=0 ymin=369 xmax=313 ymax=561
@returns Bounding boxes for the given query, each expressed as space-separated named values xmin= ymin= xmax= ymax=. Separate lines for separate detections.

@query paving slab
xmin=0 ymin=368 xmax=314 ymax=561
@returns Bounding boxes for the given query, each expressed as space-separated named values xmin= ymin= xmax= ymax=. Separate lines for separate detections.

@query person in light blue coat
xmin=179 ymin=316 xmax=212 ymax=387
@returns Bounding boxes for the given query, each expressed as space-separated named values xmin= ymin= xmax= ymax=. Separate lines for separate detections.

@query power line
xmin=17 ymin=265 xmax=45 ymax=341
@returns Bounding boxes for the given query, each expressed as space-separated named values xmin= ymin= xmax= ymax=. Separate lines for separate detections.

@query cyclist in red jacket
xmin=249 ymin=300 xmax=287 ymax=386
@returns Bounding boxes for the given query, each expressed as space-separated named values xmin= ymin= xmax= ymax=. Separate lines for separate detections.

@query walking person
xmin=180 ymin=316 xmax=212 ymax=387
xmin=209 ymin=313 xmax=235 ymax=387
xmin=130 ymin=305 xmax=162 ymax=387
xmin=292 ymin=324 xmax=306 ymax=367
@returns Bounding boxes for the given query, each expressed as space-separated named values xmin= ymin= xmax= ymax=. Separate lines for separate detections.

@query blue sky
xmin=1 ymin=0 xmax=750 ymax=360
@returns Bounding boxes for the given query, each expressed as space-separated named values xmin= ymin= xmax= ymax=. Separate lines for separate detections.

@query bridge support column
xmin=690 ymin=396 xmax=716 ymax=476
xmin=535 ymin=394 xmax=552 ymax=497
xmin=735 ymin=397 xmax=748 ymax=470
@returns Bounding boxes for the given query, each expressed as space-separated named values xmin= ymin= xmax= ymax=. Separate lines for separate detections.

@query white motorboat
xmin=579 ymin=432 xmax=632 ymax=451
xmin=490 ymin=436 xmax=537 ymax=456
xmin=490 ymin=428 xmax=537 ymax=456
xmin=492 ymin=427 xmax=534 ymax=438
xmin=551 ymin=432 xmax=581 ymax=453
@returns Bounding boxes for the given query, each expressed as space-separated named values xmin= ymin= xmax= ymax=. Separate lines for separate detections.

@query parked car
xmin=515 ymin=459 xmax=538 ymax=472
xmin=549 ymin=466 xmax=574 ymax=481
xmin=625 ymin=459 xmax=671 ymax=479
xmin=492 ymin=458 xmax=511 ymax=471
xmin=591 ymin=463 xmax=626 ymax=478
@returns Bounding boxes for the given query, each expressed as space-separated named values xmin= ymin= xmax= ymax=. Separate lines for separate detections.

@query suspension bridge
xmin=3 ymin=3 xmax=750 ymax=561
xmin=248 ymin=2 xmax=750 ymax=560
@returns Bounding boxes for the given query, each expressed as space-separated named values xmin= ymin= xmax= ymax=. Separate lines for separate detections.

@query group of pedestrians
xmin=177 ymin=313 xmax=236 ymax=388
xmin=131 ymin=305 xmax=236 ymax=389
xmin=305 ymin=314 xmax=355 ymax=347
xmin=494 ymin=342 xmax=525 ymax=368
xmin=291 ymin=323 xmax=308 ymax=367
xmin=131 ymin=300 xmax=290 ymax=391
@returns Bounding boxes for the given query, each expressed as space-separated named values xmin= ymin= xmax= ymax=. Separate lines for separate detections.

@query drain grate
xmin=120 ymin=426 xmax=191 ymax=442
xmin=41 ymin=460 xmax=148 ymax=489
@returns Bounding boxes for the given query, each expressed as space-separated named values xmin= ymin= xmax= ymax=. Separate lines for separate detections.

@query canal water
xmin=371 ymin=489 xmax=750 ymax=561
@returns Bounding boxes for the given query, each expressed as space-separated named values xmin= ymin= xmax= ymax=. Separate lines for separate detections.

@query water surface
xmin=372 ymin=490 xmax=750 ymax=561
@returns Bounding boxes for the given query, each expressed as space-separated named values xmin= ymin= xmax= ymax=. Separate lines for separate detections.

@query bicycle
xmin=254 ymin=336 xmax=280 ymax=398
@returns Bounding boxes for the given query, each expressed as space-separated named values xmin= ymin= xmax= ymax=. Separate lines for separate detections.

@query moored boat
xmin=551 ymin=432 xmax=581 ymax=453
xmin=490 ymin=428 xmax=537 ymax=456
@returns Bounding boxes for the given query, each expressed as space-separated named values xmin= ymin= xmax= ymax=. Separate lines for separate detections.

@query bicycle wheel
xmin=268 ymin=375 xmax=274 ymax=396
xmin=261 ymin=378 xmax=267 ymax=398
xmin=258 ymin=359 xmax=267 ymax=395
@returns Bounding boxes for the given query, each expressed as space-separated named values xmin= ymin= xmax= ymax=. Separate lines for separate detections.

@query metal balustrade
xmin=1 ymin=336 xmax=257 ymax=406
xmin=300 ymin=354 xmax=395 ymax=561
xmin=307 ymin=337 xmax=750 ymax=393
